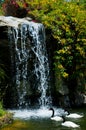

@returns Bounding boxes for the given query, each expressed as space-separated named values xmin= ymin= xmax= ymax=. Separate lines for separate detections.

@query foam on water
xmin=9 ymin=107 xmax=64 ymax=120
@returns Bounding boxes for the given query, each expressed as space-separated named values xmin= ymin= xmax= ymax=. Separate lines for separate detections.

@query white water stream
xmin=7 ymin=16 xmax=51 ymax=108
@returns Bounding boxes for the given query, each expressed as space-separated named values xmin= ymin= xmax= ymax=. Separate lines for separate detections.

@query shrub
xmin=0 ymin=102 xmax=6 ymax=116
xmin=2 ymin=0 xmax=28 ymax=17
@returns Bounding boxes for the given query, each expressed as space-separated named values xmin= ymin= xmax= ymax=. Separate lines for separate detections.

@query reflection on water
xmin=1 ymin=107 xmax=86 ymax=130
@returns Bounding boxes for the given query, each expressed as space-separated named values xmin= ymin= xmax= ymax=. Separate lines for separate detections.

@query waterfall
xmin=8 ymin=21 xmax=51 ymax=108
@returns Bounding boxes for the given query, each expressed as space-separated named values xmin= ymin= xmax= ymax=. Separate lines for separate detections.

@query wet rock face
xmin=0 ymin=26 xmax=16 ymax=108
xmin=0 ymin=28 xmax=10 ymax=75
xmin=0 ymin=26 xmax=8 ymax=39
xmin=0 ymin=26 xmax=11 ymax=81
xmin=74 ymin=93 xmax=86 ymax=107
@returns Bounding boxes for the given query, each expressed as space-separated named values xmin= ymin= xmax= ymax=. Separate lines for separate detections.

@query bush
xmin=2 ymin=0 xmax=28 ymax=17
xmin=0 ymin=102 xmax=6 ymax=117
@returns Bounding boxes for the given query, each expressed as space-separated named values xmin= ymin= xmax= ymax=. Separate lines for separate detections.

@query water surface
xmin=1 ymin=107 xmax=86 ymax=130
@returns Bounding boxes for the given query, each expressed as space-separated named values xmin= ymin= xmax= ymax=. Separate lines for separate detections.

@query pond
xmin=1 ymin=107 xmax=86 ymax=130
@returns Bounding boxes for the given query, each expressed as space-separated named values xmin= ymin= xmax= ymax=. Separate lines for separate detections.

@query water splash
xmin=9 ymin=107 xmax=64 ymax=120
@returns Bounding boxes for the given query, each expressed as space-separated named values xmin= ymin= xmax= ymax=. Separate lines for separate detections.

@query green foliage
xmin=0 ymin=102 xmax=6 ymax=116
xmin=0 ymin=0 xmax=4 ymax=15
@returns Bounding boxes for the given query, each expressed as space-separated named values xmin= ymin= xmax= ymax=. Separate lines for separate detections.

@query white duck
xmin=64 ymin=109 xmax=83 ymax=118
xmin=61 ymin=116 xmax=80 ymax=128
xmin=49 ymin=108 xmax=63 ymax=121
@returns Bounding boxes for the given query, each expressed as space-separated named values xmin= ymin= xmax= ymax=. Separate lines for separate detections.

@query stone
xmin=0 ymin=16 xmax=32 ymax=28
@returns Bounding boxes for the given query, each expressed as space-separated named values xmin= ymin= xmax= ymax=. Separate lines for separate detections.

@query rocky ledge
xmin=0 ymin=16 xmax=32 ymax=28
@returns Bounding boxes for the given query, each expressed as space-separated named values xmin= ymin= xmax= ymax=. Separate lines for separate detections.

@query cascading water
xmin=8 ymin=21 xmax=51 ymax=108
xmin=28 ymin=22 xmax=51 ymax=107
xmin=8 ymin=25 xmax=30 ymax=108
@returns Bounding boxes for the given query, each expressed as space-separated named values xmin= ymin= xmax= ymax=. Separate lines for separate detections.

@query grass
xmin=0 ymin=102 xmax=13 ymax=128
xmin=0 ymin=109 xmax=6 ymax=117
xmin=0 ymin=102 xmax=6 ymax=117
